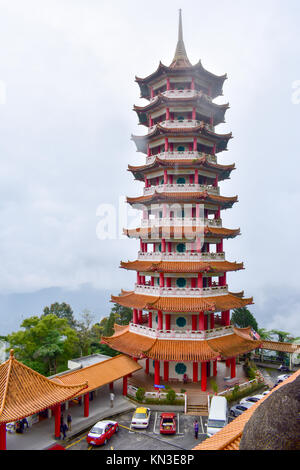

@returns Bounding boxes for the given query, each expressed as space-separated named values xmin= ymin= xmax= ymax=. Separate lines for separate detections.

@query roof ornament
xmin=170 ymin=9 xmax=192 ymax=68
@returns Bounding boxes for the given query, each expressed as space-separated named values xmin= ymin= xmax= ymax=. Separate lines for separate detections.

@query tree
xmin=42 ymin=302 xmax=77 ymax=329
xmin=269 ymin=329 xmax=300 ymax=364
xmin=231 ymin=308 xmax=258 ymax=331
xmin=7 ymin=314 xmax=79 ymax=376
xmin=257 ymin=328 xmax=273 ymax=340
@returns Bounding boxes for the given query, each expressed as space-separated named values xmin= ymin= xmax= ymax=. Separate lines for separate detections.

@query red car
xmin=160 ymin=413 xmax=176 ymax=435
xmin=86 ymin=420 xmax=119 ymax=446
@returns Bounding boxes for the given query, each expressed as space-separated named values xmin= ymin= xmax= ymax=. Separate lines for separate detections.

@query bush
xmin=166 ymin=388 xmax=176 ymax=404
xmin=135 ymin=387 xmax=145 ymax=402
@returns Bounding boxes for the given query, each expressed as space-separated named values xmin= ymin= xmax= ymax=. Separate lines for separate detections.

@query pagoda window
xmin=176 ymin=177 xmax=186 ymax=184
xmin=177 ymin=146 xmax=185 ymax=152
xmin=176 ymin=243 xmax=186 ymax=253
xmin=176 ymin=278 xmax=187 ymax=288
xmin=176 ymin=317 xmax=187 ymax=328
xmin=175 ymin=363 xmax=187 ymax=374
xmin=177 ymin=116 xmax=185 ymax=122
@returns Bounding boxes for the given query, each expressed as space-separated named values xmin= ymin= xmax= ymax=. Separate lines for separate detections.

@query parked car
xmin=277 ymin=374 xmax=291 ymax=381
xmin=240 ymin=394 xmax=264 ymax=405
xmin=230 ymin=402 xmax=255 ymax=418
xmin=278 ymin=365 xmax=290 ymax=372
xmin=206 ymin=396 xmax=228 ymax=437
xmin=160 ymin=413 xmax=176 ymax=435
xmin=131 ymin=407 xmax=151 ymax=429
xmin=262 ymin=390 xmax=271 ymax=396
xmin=86 ymin=420 xmax=119 ymax=446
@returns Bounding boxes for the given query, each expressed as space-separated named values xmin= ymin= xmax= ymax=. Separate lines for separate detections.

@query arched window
xmin=177 ymin=146 xmax=185 ymax=152
xmin=176 ymin=278 xmax=187 ymax=288
xmin=176 ymin=243 xmax=186 ymax=253
xmin=175 ymin=363 xmax=187 ymax=375
xmin=176 ymin=177 xmax=186 ymax=184
xmin=176 ymin=317 xmax=187 ymax=328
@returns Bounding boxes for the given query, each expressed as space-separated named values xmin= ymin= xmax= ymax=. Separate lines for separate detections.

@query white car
xmin=240 ymin=394 xmax=264 ymax=405
xmin=277 ymin=374 xmax=290 ymax=381
xmin=262 ymin=390 xmax=271 ymax=396
xmin=131 ymin=407 xmax=151 ymax=429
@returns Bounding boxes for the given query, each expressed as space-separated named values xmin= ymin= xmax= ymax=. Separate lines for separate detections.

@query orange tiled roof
xmin=260 ymin=340 xmax=300 ymax=354
xmin=193 ymin=369 xmax=300 ymax=450
xmin=0 ymin=350 xmax=88 ymax=424
xmin=111 ymin=291 xmax=253 ymax=313
xmin=123 ymin=226 xmax=241 ymax=240
xmin=101 ymin=326 xmax=260 ymax=362
xmin=126 ymin=191 xmax=238 ymax=209
xmin=53 ymin=354 xmax=142 ymax=394
xmin=120 ymin=260 xmax=244 ymax=274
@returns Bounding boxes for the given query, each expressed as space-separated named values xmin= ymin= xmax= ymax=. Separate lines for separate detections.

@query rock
xmin=240 ymin=376 xmax=300 ymax=450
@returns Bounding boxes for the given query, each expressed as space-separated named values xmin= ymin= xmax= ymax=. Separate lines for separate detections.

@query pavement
xmin=6 ymin=379 xmax=135 ymax=450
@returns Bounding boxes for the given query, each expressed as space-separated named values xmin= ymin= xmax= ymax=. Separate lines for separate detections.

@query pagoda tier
xmin=133 ymin=92 xmax=229 ymax=127
xmin=128 ymin=157 xmax=235 ymax=182
xmin=131 ymin=123 xmax=232 ymax=154
xmin=107 ymin=11 xmax=254 ymax=390
xmin=102 ymin=325 xmax=260 ymax=363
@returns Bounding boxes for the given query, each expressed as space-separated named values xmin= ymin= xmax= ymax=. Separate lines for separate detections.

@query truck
xmin=206 ymin=396 xmax=228 ymax=437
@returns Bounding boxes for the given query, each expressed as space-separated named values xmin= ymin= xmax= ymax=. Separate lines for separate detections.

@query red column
xmin=168 ymin=242 xmax=172 ymax=253
xmin=197 ymin=273 xmax=203 ymax=288
xmin=159 ymin=272 xmax=164 ymax=288
xmin=145 ymin=358 xmax=149 ymax=375
xmin=165 ymin=137 xmax=169 ymax=152
xmin=191 ymin=78 xmax=195 ymax=90
xmin=213 ymin=360 xmax=217 ymax=377
xmin=167 ymin=78 xmax=170 ymax=90
xmin=0 ymin=423 xmax=6 ymax=451
xmin=154 ymin=360 xmax=160 ymax=386
xmin=133 ymin=309 xmax=138 ymax=324
xmin=192 ymin=107 xmax=196 ymax=120
xmin=161 ymin=238 xmax=166 ymax=253
xmin=199 ymin=312 xmax=205 ymax=331
xmin=148 ymin=311 xmax=152 ymax=328
xmin=166 ymin=108 xmax=170 ymax=120
xmin=204 ymin=315 xmax=208 ymax=330
xmin=123 ymin=375 xmax=128 ymax=396
xmin=194 ymin=169 xmax=198 ymax=185
xmin=201 ymin=362 xmax=207 ymax=391
xmin=157 ymin=310 xmax=163 ymax=330
xmin=193 ymin=137 xmax=197 ymax=151
xmin=165 ymin=314 xmax=171 ymax=331
xmin=166 ymin=277 xmax=171 ymax=288
xmin=54 ymin=403 xmax=61 ymax=439
xmin=231 ymin=358 xmax=236 ymax=379
xmin=84 ymin=392 xmax=89 ymax=417
xmin=192 ymin=315 xmax=198 ymax=331
xmin=109 ymin=382 xmax=114 ymax=391
xmin=193 ymin=362 xmax=198 ymax=383
xmin=210 ymin=313 xmax=215 ymax=330
xmin=138 ymin=310 xmax=143 ymax=324
xmin=164 ymin=361 xmax=169 ymax=381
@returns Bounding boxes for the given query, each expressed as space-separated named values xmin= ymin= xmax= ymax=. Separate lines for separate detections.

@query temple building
xmin=102 ymin=11 xmax=262 ymax=391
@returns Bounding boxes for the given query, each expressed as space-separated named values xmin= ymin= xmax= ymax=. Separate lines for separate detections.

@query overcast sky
xmin=0 ymin=0 xmax=299 ymax=336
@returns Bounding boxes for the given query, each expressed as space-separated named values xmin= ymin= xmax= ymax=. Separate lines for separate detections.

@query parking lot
xmin=66 ymin=411 xmax=209 ymax=451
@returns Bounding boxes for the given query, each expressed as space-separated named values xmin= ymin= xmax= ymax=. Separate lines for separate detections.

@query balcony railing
xmin=148 ymin=120 xmax=214 ymax=134
xmin=134 ymin=284 xmax=228 ymax=297
xmin=140 ymin=217 xmax=222 ymax=228
xmin=137 ymin=251 xmax=226 ymax=262
xmin=129 ymin=322 xmax=233 ymax=340
xmin=145 ymin=152 xmax=217 ymax=165
xmin=143 ymin=183 xmax=219 ymax=196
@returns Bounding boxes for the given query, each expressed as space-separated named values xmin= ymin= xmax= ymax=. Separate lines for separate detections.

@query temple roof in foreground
xmin=193 ymin=369 xmax=300 ymax=450
xmin=120 ymin=260 xmax=244 ymax=273
xmin=101 ymin=325 xmax=261 ymax=362
xmin=0 ymin=350 xmax=88 ymax=424
xmin=111 ymin=290 xmax=253 ymax=313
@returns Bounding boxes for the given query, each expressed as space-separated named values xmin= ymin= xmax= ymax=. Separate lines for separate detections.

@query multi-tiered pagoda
xmin=103 ymin=11 xmax=261 ymax=391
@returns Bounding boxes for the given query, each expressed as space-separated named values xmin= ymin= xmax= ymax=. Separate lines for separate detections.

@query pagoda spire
xmin=170 ymin=9 xmax=192 ymax=68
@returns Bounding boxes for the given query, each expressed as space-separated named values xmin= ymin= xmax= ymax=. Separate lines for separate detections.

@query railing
xmin=134 ymin=284 xmax=228 ymax=297
xmin=148 ymin=120 xmax=214 ymax=133
xmin=129 ymin=322 xmax=233 ymax=341
xmin=143 ymin=184 xmax=219 ymax=196
xmin=140 ymin=217 xmax=222 ymax=228
xmin=145 ymin=152 xmax=217 ymax=165
xmin=137 ymin=251 xmax=226 ymax=262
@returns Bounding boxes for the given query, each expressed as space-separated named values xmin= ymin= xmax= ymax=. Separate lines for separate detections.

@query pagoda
xmin=102 ymin=11 xmax=261 ymax=391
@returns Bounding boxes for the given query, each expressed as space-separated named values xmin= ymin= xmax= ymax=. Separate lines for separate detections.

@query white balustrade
xmin=140 ymin=217 xmax=222 ymax=228
xmin=143 ymin=183 xmax=219 ymax=196
xmin=137 ymin=251 xmax=226 ymax=262
xmin=148 ymin=120 xmax=214 ymax=134
xmin=134 ymin=284 xmax=228 ymax=297
xmin=145 ymin=151 xmax=217 ymax=164
xmin=129 ymin=322 xmax=233 ymax=341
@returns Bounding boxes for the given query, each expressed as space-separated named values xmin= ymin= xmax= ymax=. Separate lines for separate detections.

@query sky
xmin=0 ymin=0 xmax=299 ymax=336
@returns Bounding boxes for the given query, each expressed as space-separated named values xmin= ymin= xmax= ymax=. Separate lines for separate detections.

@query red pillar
xmin=109 ymin=382 xmax=114 ymax=391
xmin=199 ymin=311 xmax=205 ymax=331
xmin=145 ymin=358 xmax=149 ymax=375
xmin=213 ymin=360 xmax=217 ymax=377
xmin=231 ymin=358 xmax=236 ymax=379
xmin=154 ymin=360 xmax=160 ymax=386
xmin=0 ymin=423 xmax=6 ymax=451
xmin=84 ymin=392 xmax=89 ymax=417
xmin=138 ymin=310 xmax=143 ymax=324
xmin=192 ymin=315 xmax=198 ymax=331
xmin=165 ymin=314 xmax=171 ymax=331
xmin=164 ymin=361 xmax=169 ymax=381
xmin=133 ymin=309 xmax=138 ymax=324
xmin=159 ymin=272 xmax=164 ymax=288
xmin=157 ymin=310 xmax=163 ymax=330
xmin=193 ymin=362 xmax=198 ymax=383
xmin=210 ymin=313 xmax=215 ymax=330
xmin=197 ymin=273 xmax=203 ymax=288
xmin=148 ymin=311 xmax=152 ymax=328
xmin=201 ymin=362 xmax=207 ymax=391
xmin=54 ymin=403 xmax=61 ymax=439
xmin=193 ymin=137 xmax=197 ymax=151
xmin=123 ymin=375 xmax=128 ymax=396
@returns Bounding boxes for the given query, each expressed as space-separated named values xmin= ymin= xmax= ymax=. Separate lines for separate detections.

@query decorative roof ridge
xmin=0 ymin=350 xmax=14 ymax=417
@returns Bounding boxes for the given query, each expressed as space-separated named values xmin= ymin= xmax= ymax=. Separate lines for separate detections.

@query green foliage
xmin=166 ymin=388 xmax=176 ymax=404
xmin=231 ymin=307 xmax=258 ymax=331
xmin=210 ymin=378 xmax=219 ymax=394
xmin=42 ymin=302 xmax=77 ymax=328
xmin=145 ymin=397 xmax=184 ymax=406
xmin=135 ymin=387 xmax=146 ymax=402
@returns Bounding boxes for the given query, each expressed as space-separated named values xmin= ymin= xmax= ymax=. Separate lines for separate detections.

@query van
xmin=206 ymin=396 xmax=228 ymax=437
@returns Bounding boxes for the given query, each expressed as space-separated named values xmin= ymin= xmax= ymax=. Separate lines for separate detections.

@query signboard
xmin=154 ymin=384 xmax=165 ymax=389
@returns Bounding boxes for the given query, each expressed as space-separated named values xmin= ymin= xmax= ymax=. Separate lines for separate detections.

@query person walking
xmin=22 ymin=418 xmax=29 ymax=430
xmin=67 ymin=413 xmax=72 ymax=431
xmin=61 ymin=421 xmax=68 ymax=440
xmin=110 ymin=392 xmax=115 ymax=408
xmin=194 ymin=419 xmax=199 ymax=439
